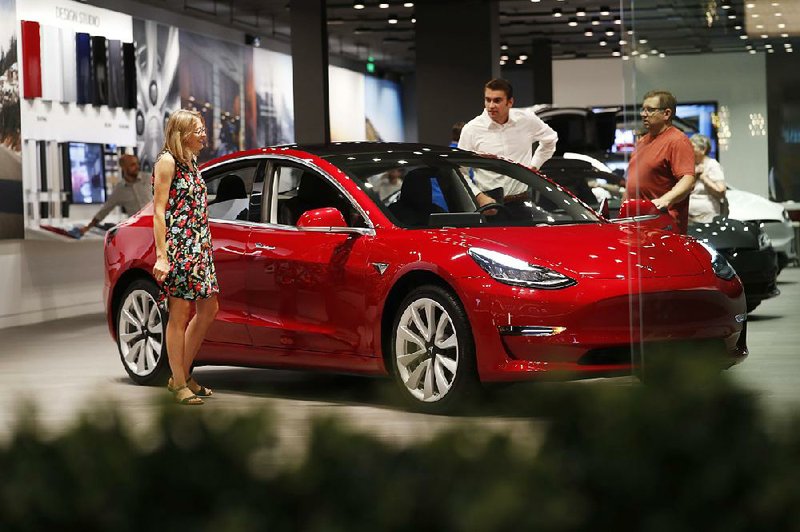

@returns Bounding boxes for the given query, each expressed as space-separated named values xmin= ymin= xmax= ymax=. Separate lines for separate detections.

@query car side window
xmin=204 ymin=162 xmax=260 ymax=221
xmin=271 ymin=164 xmax=366 ymax=228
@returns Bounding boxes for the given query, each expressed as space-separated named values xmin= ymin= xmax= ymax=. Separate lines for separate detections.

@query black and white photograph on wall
xmin=179 ymin=30 xmax=246 ymax=164
xmin=133 ymin=18 xmax=180 ymax=175
xmin=0 ymin=0 xmax=22 ymax=240
xmin=245 ymin=47 xmax=294 ymax=148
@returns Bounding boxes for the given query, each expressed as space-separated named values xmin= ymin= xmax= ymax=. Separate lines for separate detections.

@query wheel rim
xmin=395 ymin=297 xmax=459 ymax=402
xmin=118 ymin=289 xmax=164 ymax=376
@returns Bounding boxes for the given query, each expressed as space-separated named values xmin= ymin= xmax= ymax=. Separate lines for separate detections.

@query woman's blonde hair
xmin=161 ymin=109 xmax=203 ymax=164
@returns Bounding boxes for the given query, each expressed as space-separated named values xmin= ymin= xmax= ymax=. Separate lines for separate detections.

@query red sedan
xmin=104 ymin=143 xmax=747 ymax=412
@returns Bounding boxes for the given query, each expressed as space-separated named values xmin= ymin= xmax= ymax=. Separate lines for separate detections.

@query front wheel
xmin=116 ymin=278 xmax=170 ymax=385
xmin=390 ymin=285 xmax=480 ymax=413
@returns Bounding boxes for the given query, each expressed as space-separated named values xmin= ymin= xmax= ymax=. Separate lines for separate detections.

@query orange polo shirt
xmin=626 ymin=126 xmax=695 ymax=233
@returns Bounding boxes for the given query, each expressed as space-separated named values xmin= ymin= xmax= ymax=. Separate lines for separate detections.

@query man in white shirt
xmin=80 ymin=154 xmax=152 ymax=234
xmin=458 ymin=78 xmax=558 ymax=216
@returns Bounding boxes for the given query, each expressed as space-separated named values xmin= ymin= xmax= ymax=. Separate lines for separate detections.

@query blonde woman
xmin=688 ymin=134 xmax=727 ymax=223
xmin=152 ymin=109 xmax=219 ymax=405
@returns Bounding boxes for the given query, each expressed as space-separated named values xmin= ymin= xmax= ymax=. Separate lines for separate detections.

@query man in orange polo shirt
xmin=625 ymin=90 xmax=696 ymax=233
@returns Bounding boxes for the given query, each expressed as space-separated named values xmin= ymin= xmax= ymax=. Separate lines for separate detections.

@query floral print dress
xmin=154 ymin=151 xmax=219 ymax=300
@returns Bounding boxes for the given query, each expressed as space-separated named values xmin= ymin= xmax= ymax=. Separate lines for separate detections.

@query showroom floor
xmin=1 ymin=266 xmax=798 ymax=455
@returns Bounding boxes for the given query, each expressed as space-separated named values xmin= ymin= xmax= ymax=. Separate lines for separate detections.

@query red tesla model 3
xmin=104 ymin=143 xmax=747 ymax=411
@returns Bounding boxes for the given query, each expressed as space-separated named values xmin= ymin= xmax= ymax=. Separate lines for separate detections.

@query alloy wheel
xmin=394 ymin=297 xmax=460 ymax=402
xmin=118 ymin=289 xmax=164 ymax=377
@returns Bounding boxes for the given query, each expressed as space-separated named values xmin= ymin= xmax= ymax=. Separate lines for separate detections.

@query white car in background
xmin=726 ymin=187 xmax=797 ymax=273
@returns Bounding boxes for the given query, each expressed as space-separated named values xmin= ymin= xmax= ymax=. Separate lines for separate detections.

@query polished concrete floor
xmin=1 ymin=267 xmax=798 ymax=454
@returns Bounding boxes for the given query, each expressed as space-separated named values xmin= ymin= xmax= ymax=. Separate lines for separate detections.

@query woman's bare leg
xmin=183 ymin=294 xmax=219 ymax=381
xmin=166 ymin=296 xmax=195 ymax=401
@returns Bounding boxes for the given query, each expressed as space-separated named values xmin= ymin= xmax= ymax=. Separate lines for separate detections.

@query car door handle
xmin=254 ymin=243 xmax=276 ymax=250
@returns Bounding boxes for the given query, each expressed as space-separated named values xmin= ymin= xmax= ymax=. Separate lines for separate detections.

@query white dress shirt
xmin=458 ymin=108 xmax=558 ymax=197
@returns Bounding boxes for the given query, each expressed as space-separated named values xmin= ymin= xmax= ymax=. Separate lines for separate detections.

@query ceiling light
xmin=639 ymin=38 xmax=648 ymax=44
xmin=728 ymin=10 xmax=737 ymax=19
xmin=631 ymin=50 xmax=639 ymax=56
xmin=591 ymin=17 xmax=600 ymax=25
xmin=612 ymin=48 xmax=620 ymax=56
xmin=772 ymin=1 xmax=780 ymax=5
xmin=756 ymin=24 xmax=764 ymax=29
xmin=500 ymin=60 xmax=506 ymax=65
xmin=785 ymin=42 xmax=792 ymax=48
xmin=778 ymin=23 xmax=786 ymax=29
xmin=740 ymin=34 xmax=748 ymax=40
xmin=752 ymin=13 xmax=760 ymax=18
xmin=622 ymin=55 xmax=630 ymax=60
xmin=651 ymin=48 xmax=659 ymax=54
xmin=501 ymin=43 xmax=508 ymax=50
xmin=641 ymin=54 xmax=648 ymax=59
xmin=721 ymin=2 xmax=731 ymax=8
xmin=553 ymin=8 xmax=562 ymax=17
xmin=749 ymin=49 xmax=757 ymax=54
xmin=761 ymin=34 xmax=768 ymax=39
xmin=388 ymin=15 xmax=398 ymax=24
xmin=735 ymin=25 xmax=742 ymax=30
xmin=765 ymin=44 xmax=773 ymax=48
xmin=599 ymin=39 xmax=607 ymax=46
xmin=787 ymin=48 xmax=794 ymax=53
xmin=584 ymin=28 xmax=593 ymax=36
xmin=605 ymin=28 xmax=614 ymax=36
xmin=627 ymin=29 xmax=633 ymax=35
xmin=515 ymin=59 xmax=524 ymax=64
xmin=576 ymin=7 xmax=587 ymax=16
xmin=500 ymin=54 xmax=509 ymax=61
xmin=614 ymin=17 xmax=621 ymax=25
xmin=659 ymin=53 xmax=665 ymax=57
xmin=353 ymin=1 xmax=365 ymax=8
xmin=568 ymin=17 xmax=578 ymax=26
xmin=531 ymin=0 xmax=541 ymax=2
xmin=775 ymin=12 xmax=783 ymax=17
xmin=619 ymin=39 xmax=627 ymax=45
xmin=411 ymin=17 xmax=416 ymax=23
xmin=403 ymin=2 xmax=414 ymax=6
xmin=600 ymin=6 xmax=611 ymax=16
xmin=746 ymin=2 xmax=755 ymax=7
xmin=379 ymin=3 xmax=389 ymax=8
xmin=768 ymin=48 xmax=775 ymax=53
xmin=781 ymin=33 xmax=789 ymax=38
xmin=519 ymin=54 xmax=528 ymax=60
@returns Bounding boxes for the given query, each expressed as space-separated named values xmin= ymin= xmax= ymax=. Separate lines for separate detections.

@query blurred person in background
xmin=688 ymin=134 xmax=727 ymax=223
xmin=80 ymin=154 xmax=150 ymax=235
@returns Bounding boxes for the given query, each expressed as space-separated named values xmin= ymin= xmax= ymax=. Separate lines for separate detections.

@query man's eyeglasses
xmin=640 ymin=106 xmax=665 ymax=116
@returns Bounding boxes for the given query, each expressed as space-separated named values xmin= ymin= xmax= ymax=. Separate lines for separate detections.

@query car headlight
xmin=698 ymin=241 xmax=737 ymax=280
xmin=758 ymin=227 xmax=772 ymax=250
xmin=468 ymin=247 xmax=576 ymax=289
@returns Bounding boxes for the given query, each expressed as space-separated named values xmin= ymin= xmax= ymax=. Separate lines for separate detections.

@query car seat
xmin=387 ymin=167 xmax=445 ymax=227
xmin=209 ymin=174 xmax=247 ymax=205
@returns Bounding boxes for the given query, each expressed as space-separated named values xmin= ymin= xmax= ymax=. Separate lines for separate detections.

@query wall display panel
xmin=20 ymin=20 xmax=40 ymax=99
xmin=179 ymin=30 xmax=246 ymax=163
xmin=60 ymin=28 xmax=77 ymax=102
xmin=62 ymin=141 xmax=105 ymax=205
xmin=90 ymin=35 xmax=108 ymax=106
xmin=75 ymin=31 xmax=92 ymax=104
xmin=0 ymin=0 xmax=22 ymax=239
xmin=247 ymin=47 xmax=294 ymax=147
xmin=329 ymin=65 xmax=365 ymax=141
xmin=122 ymin=41 xmax=135 ymax=109
xmin=39 ymin=25 xmax=62 ymax=102
xmin=107 ymin=39 xmax=123 ymax=108
xmin=365 ymin=76 xmax=404 ymax=142
xmin=133 ymin=18 xmax=180 ymax=174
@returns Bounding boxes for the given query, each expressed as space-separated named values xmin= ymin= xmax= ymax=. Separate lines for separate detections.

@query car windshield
xmin=324 ymin=149 xmax=602 ymax=229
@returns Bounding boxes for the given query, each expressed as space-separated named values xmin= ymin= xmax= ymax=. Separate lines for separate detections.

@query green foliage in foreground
xmin=3 ymin=357 xmax=800 ymax=531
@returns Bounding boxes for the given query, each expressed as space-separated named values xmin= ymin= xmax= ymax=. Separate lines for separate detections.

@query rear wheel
xmin=116 ymin=278 xmax=170 ymax=385
xmin=390 ymin=285 xmax=480 ymax=413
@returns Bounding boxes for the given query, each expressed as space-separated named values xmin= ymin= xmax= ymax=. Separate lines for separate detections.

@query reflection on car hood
xmin=447 ymin=223 xmax=706 ymax=279
xmin=688 ymin=218 xmax=760 ymax=250
xmin=726 ymin=188 xmax=785 ymax=222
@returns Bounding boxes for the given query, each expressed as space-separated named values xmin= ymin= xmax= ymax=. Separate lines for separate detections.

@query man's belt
xmin=503 ymin=192 xmax=530 ymax=204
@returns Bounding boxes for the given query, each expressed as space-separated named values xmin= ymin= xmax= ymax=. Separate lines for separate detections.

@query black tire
xmin=389 ymin=284 xmax=480 ymax=413
xmin=115 ymin=278 xmax=170 ymax=385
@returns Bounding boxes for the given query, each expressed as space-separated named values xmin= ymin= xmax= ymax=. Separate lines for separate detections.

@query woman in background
xmin=152 ymin=109 xmax=219 ymax=405
xmin=688 ymin=134 xmax=727 ymax=223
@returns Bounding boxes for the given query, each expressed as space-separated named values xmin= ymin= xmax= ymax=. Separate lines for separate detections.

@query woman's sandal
xmin=187 ymin=376 xmax=213 ymax=397
xmin=169 ymin=383 xmax=203 ymax=405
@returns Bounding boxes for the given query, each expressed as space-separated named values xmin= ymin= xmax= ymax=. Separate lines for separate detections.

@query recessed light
xmin=600 ymin=6 xmax=611 ymax=16
xmin=576 ymin=7 xmax=587 ymax=16
xmin=591 ymin=17 xmax=600 ymax=25
xmin=612 ymin=49 xmax=620 ymax=56
xmin=515 ymin=59 xmax=524 ymax=64
xmin=775 ymin=12 xmax=783 ymax=17
xmin=752 ymin=13 xmax=760 ymax=18
xmin=761 ymin=34 xmax=768 ymax=39
xmin=411 ymin=17 xmax=416 ymax=23
xmin=388 ymin=15 xmax=398 ymax=24
xmin=553 ymin=8 xmax=562 ymax=17
xmin=779 ymin=23 xmax=786 ymax=29
xmin=519 ymin=54 xmax=528 ymax=60
xmin=599 ymin=40 xmax=607 ymax=46
xmin=501 ymin=43 xmax=508 ymax=50
xmin=639 ymin=38 xmax=648 ymax=44
xmin=403 ymin=2 xmax=414 ymax=6
xmin=781 ymin=33 xmax=789 ymax=38
xmin=614 ymin=17 xmax=621 ymax=25
xmin=605 ymin=28 xmax=614 ymax=36
xmin=740 ymin=35 xmax=748 ymax=40
xmin=568 ymin=17 xmax=578 ymax=27
xmin=659 ymin=53 xmax=666 ymax=57
xmin=746 ymin=2 xmax=755 ymax=8
xmin=500 ymin=54 xmax=509 ymax=61
xmin=379 ymin=3 xmax=389 ymax=8
xmin=500 ymin=60 xmax=506 ymax=65
xmin=749 ymin=49 xmax=757 ymax=54
xmin=353 ymin=1 xmax=365 ymax=8
xmin=735 ymin=25 xmax=742 ymax=30
xmin=619 ymin=39 xmax=627 ymax=45
xmin=721 ymin=2 xmax=731 ymax=8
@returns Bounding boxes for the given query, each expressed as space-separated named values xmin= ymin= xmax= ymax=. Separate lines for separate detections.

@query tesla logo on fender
xmin=371 ymin=263 xmax=389 ymax=275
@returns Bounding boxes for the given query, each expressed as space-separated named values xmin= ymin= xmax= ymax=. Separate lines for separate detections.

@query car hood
xmin=445 ymin=223 xmax=706 ymax=279
xmin=727 ymin=188 xmax=785 ymax=222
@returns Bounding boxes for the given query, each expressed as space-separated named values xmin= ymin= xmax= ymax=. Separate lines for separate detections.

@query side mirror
xmin=296 ymin=207 xmax=347 ymax=229
xmin=597 ymin=197 xmax=610 ymax=219
xmin=615 ymin=199 xmax=676 ymax=232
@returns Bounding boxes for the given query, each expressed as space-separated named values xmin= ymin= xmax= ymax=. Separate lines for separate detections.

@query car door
xmin=245 ymin=159 xmax=375 ymax=357
xmin=201 ymin=157 xmax=265 ymax=345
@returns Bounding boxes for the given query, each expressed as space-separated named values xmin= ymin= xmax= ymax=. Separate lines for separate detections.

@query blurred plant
xmin=2 ymin=356 xmax=800 ymax=531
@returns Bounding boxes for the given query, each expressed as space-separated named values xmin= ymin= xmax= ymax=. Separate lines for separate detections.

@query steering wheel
xmin=475 ymin=202 xmax=513 ymax=216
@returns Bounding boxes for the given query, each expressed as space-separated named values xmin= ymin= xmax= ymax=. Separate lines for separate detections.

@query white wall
xmin=0 ymin=239 xmax=104 ymax=329
xmin=553 ymin=54 xmax=770 ymax=197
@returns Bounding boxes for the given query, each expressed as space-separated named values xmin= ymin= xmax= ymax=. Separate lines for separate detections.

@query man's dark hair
xmin=643 ymin=90 xmax=677 ymax=121
xmin=485 ymin=78 xmax=513 ymax=100
xmin=451 ymin=121 xmax=465 ymax=142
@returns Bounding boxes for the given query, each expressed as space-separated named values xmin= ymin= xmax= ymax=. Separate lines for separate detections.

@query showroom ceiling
xmin=139 ymin=0 xmax=798 ymax=71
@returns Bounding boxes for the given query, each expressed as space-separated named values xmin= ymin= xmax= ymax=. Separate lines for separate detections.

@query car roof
xmin=287 ymin=142 xmax=458 ymax=158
